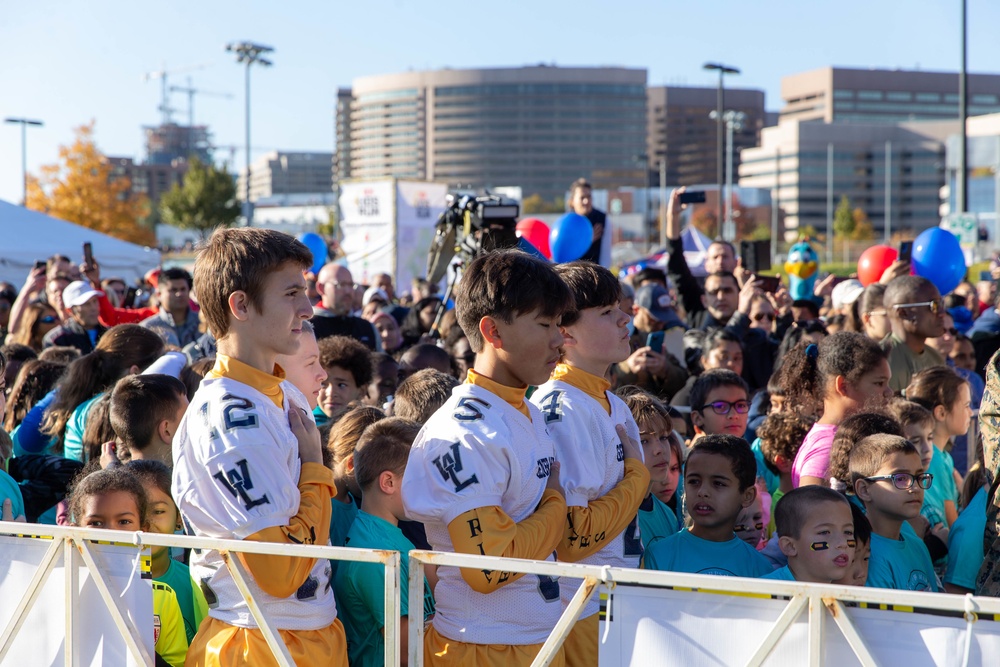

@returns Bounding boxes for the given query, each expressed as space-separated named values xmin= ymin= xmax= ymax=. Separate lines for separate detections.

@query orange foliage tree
xmin=25 ymin=122 xmax=154 ymax=246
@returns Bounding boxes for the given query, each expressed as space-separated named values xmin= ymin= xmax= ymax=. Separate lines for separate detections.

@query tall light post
xmin=709 ymin=110 xmax=745 ymax=242
xmin=704 ymin=62 xmax=740 ymax=237
xmin=4 ymin=117 xmax=43 ymax=205
xmin=957 ymin=0 xmax=968 ymax=215
xmin=226 ymin=41 xmax=273 ymax=227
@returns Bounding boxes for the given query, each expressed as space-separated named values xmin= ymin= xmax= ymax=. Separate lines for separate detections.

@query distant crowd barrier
xmin=4 ymin=520 xmax=1000 ymax=667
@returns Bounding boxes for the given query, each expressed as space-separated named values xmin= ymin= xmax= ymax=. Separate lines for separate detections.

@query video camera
xmin=425 ymin=192 xmax=520 ymax=284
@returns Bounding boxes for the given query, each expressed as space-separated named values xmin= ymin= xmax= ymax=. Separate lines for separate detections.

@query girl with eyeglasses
xmin=905 ymin=367 xmax=973 ymax=529
xmin=792 ymin=332 xmax=893 ymax=489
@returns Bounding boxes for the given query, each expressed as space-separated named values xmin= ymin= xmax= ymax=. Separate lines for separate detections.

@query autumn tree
xmin=851 ymin=207 xmax=875 ymax=241
xmin=522 ymin=194 xmax=565 ymax=214
xmin=25 ymin=122 xmax=154 ymax=246
xmin=159 ymin=157 xmax=240 ymax=239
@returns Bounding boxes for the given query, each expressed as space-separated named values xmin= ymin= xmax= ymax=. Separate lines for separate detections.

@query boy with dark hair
xmin=644 ymin=434 xmax=771 ymax=577
xmin=392 ymin=368 xmax=460 ymax=423
xmin=832 ymin=502 xmax=873 ymax=586
xmin=334 ymin=418 xmax=435 ymax=667
xmin=402 ymin=248 xmax=572 ymax=666
xmin=531 ymin=261 xmax=649 ymax=666
xmin=172 ymin=227 xmax=347 ymax=666
xmin=363 ymin=352 xmax=399 ymax=410
xmin=689 ymin=369 xmax=751 ymax=440
xmin=316 ymin=335 xmax=373 ymax=426
xmin=109 ymin=374 xmax=188 ymax=465
xmin=850 ymin=434 xmax=939 ymax=591
xmin=764 ymin=486 xmax=855 ymax=583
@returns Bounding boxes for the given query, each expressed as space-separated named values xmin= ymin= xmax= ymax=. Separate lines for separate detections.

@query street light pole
xmin=704 ymin=62 xmax=740 ymax=237
xmin=4 ymin=117 xmax=43 ymax=205
xmin=226 ymin=41 xmax=273 ymax=227
xmin=958 ymin=0 xmax=968 ymax=214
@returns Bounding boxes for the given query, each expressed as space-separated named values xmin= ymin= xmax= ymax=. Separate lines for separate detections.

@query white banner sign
xmin=0 ymin=535 xmax=153 ymax=666
xmin=599 ymin=583 xmax=1000 ymax=666
xmin=395 ymin=181 xmax=448 ymax=295
xmin=339 ymin=181 xmax=396 ymax=285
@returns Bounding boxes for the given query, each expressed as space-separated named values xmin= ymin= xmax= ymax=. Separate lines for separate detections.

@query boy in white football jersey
xmin=172 ymin=228 xmax=348 ymax=666
xmin=531 ymin=261 xmax=650 ymax=666
xmin=402 ymin=249 xmax=572 ymax=667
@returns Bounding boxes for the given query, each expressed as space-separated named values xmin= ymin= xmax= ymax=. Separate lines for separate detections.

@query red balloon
xmin=857 ymin=245 xmax=898 ymax=286
xmin=516 ymin=218 xmax=552 ymax=259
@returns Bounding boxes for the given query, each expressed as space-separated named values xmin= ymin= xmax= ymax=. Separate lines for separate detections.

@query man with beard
xmin=882 ymin=276 xmax=947 ymax=394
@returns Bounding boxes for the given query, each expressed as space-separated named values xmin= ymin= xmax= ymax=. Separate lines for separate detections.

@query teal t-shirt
xmin=334 ymin=511 xmax=435 ymax=667
xmin=329 ymin=493 xmax=359 ymax=580
xmin=643 ymin=529 xmax=773 ymax=578
xmin=867 ymin=531 xmax=939 ymax=592
xmin=762 ymin=565 xmax=795 ymax=581
xmin=0 ymin=469 xmax=25 ymax=520
xmin=63 ymin=393 xmax=103 ymax=462
xmin=637 ymin=494 xmax=679 ymax=551
xmin=752 ymin=437 xmax=780 ymax=496
xmin=944 ymin=486 xmax=987 ymax=591
xmin=158 ymin=558 xmax=202 ymax=643
xmin=921 ymin=446 xmax=957 ymax=527
xmin=313 ymin=405 xmax=330 ymax=428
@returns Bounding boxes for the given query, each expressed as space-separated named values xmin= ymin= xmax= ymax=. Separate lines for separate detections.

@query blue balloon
xmin=298 ymin=232 xmax=328 ymax=274
xmin=911 ymin=227 xmax=967 ymax=295
xmin=549 ymin=213 xmax=593 ymax=263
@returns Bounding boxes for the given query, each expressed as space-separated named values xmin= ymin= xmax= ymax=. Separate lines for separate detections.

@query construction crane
xmin=170 ymin=77 xmax=234 ymax=127
xmin=142 ymin=62 xmax=211 ymax=124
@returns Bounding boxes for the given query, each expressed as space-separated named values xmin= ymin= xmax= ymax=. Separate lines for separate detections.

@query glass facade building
xmin=335 ymin=66 xmax=648 ymax=200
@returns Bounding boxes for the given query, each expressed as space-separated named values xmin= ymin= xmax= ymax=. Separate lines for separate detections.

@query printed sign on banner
xmin=0 ymin=535 xmax=153 ymax=666
xmin=339 ymin=180 xmax=448 ymax=292
xmin=599 ymin=584 xmax=1000 ymax=666
xmin=395 ymin=181 xmax=448 ymax=293
xmin=339 ymin=181 xmax=396 ymax=286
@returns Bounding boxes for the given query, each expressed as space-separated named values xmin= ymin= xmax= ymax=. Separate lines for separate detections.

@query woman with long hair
xmin=41 ymin=324 xmax=165 ymax=460
xmin=8 ymin=301 xmax=59 ymax=352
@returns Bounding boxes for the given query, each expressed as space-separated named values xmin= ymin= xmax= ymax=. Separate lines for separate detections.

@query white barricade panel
xmin=598 ymin=584 xmax=1000 ymax=667
xmin=0 ymin=535 xmax=152 ymax=667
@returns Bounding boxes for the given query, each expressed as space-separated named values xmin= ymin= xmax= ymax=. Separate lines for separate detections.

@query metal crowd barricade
xmin=0 ymin=521 xmax=400 ymax=667
xmin=407 ymin=549 xmax=1000 ymax=667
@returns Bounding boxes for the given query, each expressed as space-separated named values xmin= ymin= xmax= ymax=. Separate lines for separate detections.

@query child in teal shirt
xmin=850 ymin=434 xmax=939 ymax=592
xmin=334 ymin=418 xmax=434 ymax=667
xmin=644 ymin=434 xmax=771 ymax=578
xmin=762 ymin=486 xmax=856 ymax=583
xmin=620 ymin=390 xmax=683 ymax=549
xmin=944 ymin=485 xmax=987 ymax=594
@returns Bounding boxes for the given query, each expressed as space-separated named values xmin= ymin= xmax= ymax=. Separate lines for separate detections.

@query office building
xmin=335 ymin=65 xmax=648 ymax=200
xmin=238 ymin=151 xmax=334 ymax=203
xmin=781 ymin=67 xmax=1000 ymax=124
xmin=646 ymin=85 xmax=766 ymax=187
xmin=740 ymin=118 xmax=953 ymax=236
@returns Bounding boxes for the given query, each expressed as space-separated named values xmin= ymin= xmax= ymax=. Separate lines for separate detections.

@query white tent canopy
xmin=0 ymin=201 xmax=161 ymax=285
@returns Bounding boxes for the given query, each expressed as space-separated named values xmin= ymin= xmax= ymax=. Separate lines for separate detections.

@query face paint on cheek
xmin=847 ymin=540 xmax=857 ymax=549
xmin=810 ymin=542 xmax=830 ymax=551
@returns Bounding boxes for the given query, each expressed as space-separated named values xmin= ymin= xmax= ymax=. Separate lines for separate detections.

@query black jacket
xmin=42 ymin=318 xmax=107 ymax=355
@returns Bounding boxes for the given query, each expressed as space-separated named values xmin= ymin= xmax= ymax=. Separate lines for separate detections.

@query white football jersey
xmin=172 ymin=377 xmax=337 ymax=631
xmin=531 ymin=379 xmax=643 ymax=618
xmin=402 ymin=383 xmax=561 ymax=645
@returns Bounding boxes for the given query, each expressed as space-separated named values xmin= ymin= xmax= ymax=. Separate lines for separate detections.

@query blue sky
xmin=2 ymin=0 xmax=999 ymax=203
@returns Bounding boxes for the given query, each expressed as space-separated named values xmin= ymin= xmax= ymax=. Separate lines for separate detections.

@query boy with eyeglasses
xmin=849 ymin=433 xmax=939 ymax=591
xmin=881 ymin=275 xmax=946 ymax=394
xmin=689 ymin=369 xmax=751 ymax=443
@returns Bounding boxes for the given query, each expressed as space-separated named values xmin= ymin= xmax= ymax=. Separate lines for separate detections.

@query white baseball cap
xmin=62 ymin=281 xmax=103 ymax=308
